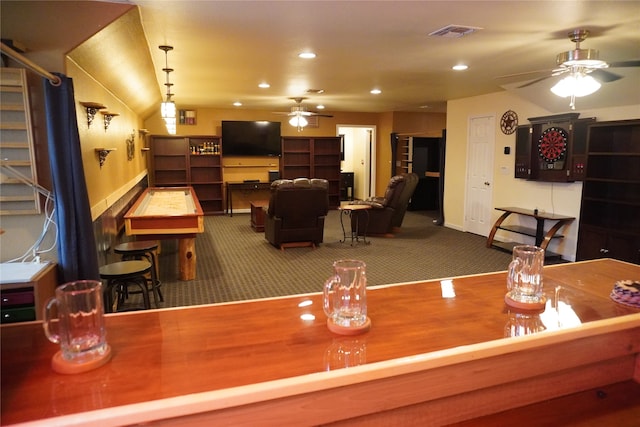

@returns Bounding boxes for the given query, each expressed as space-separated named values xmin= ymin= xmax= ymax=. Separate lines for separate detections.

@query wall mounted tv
xmin=221 ymin=120 xmax=281 ymax=157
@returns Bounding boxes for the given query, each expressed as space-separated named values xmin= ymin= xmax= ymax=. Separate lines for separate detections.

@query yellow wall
xmin=66 ymin=59 xmax=148 ymax=220
xmin=445 ymin=91 xmax=640 ymax=261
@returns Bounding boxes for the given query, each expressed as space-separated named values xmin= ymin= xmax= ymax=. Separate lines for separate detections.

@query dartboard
xmin=538 ymin=127 xmax=568 ymax=162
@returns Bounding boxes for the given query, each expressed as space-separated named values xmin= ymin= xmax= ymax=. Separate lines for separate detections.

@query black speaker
xmin=268 ymin=170 xmax=280 ymax=182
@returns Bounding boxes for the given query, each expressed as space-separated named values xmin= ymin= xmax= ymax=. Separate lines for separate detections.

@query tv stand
xmin=486 ymin=207 xmax=575 ymax=259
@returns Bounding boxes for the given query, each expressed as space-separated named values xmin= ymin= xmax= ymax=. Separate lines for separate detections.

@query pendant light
xmin=159 ymin=45 xmax=176 ymax=134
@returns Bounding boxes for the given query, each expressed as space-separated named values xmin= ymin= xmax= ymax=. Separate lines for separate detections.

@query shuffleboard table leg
xmin=179 ymin=237 xmax=196 ymax=281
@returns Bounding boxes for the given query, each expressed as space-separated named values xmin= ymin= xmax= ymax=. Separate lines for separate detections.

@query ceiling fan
xmin=498 ymin=29 xmax=640 ymax=108
xmin=273 ymin=97 xmax=333 ymax=131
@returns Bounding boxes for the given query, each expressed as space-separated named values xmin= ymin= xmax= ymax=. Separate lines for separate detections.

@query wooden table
xmin=124 ymin=187 xmax=204 ymax=281
xmin=225 ymin=181 xmax=271 ymax=216
xmin=487 ymin=206 xmax=575 ymax=259
xmin=1 ymin=259 xmax=639 ymax=426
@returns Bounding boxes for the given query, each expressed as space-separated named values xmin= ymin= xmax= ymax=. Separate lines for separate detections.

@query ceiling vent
xmin=428 ymin=25 xmax=482 ymax=38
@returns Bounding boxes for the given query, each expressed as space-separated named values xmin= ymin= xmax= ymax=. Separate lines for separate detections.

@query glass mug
xmin=324 ymin=259 xmax=368 ymax=329
xmin=43 ymin=280 xmax=109 ymax=364
xmin=506 ymin=245 xmax=545 ymax=305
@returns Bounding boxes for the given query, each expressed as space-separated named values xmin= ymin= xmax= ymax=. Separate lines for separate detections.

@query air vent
xmin=428 ymin=25 xmax=482 ymax=38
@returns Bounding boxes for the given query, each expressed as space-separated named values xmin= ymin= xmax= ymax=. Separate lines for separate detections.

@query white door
xmin=464 ymin=115 xmax=495 ymax=236
xmin=337 ymin=125 xmax=376 ymax=200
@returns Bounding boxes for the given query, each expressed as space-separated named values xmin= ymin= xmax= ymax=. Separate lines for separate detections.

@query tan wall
xmin=66 ymin=59 xmax=148 ymax=219
xmin=445 ymin=91 xmax=640 ymax=261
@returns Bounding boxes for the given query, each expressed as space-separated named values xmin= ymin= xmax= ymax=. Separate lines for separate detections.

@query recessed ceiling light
xmin=316 ymin=104 xmax=325 ymax=110
xmin=370 ymin=88 xmax=382 ymax=95
xmin=298 ymin=52 xmax=316 ymax=59
xmin=258 ymin=82 xmax=270 ymax=88
xmin=233 ymin=101 xmax=242 ymax=107
xmin=452 ymin=64 xmax=468 ymax=71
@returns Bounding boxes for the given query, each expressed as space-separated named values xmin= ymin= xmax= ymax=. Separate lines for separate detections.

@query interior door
xmin=464 ymin=115 xmax=495 ymax=236
xmin=337 ymin=125 xmax=376 ymax=200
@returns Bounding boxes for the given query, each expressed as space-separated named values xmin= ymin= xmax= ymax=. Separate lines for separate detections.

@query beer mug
xmin=324 ymin=259 xmax=370 ymax=333
xmin=43 ymin=280 xmax=110 ymax=366
xmin=506 ymin=245 xmax=545 ymax=305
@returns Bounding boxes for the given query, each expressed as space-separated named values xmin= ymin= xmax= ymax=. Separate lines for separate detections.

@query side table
xmin=339 ymin=204 xmax=372 ymax=245
xmin=250 ymin=200 xmax=268 ymax=232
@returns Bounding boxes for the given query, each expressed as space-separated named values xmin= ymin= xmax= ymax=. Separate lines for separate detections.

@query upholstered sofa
xmin=350 ymin=172 xmax=419 ymax=236
xmin=264 ymin=178 xmax=329 ymax=249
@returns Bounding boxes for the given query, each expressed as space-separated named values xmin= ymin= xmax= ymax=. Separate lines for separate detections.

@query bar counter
xmin=2 ymin=259 xmax=639 ymax=426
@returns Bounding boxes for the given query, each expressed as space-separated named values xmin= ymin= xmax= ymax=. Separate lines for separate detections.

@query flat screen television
xmin=221 ymin=120 xmax=281 ymax=157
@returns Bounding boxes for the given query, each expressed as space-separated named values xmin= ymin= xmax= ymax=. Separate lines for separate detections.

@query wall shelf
xmin=95 ymin=148 xmax=117 ymax=168
xmin=79 ymin=101 xmax=106 ymax=128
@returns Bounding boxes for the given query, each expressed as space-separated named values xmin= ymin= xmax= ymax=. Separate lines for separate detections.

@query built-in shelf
xmin=224 ymin=164 xmax=278 ymax=168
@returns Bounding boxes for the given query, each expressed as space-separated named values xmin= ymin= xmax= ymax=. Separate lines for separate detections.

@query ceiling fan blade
xmin=608 ymin=60 xmax=640 ymax=68
xmin=590 ymin=69 xmax=623 ymax=83
xmin=517 ymin=75 xmax=552 ymax=89
xmin=494 ymin=69 xmax=552 ymax=79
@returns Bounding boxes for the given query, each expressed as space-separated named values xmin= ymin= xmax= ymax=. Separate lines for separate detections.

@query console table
xmin=225 ymin=181 xmax=271 ymax=216
xmin=486 ymin=207 xmax=575 ymax=258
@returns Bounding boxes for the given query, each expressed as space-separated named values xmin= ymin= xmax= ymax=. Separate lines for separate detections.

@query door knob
xmin=484 ymin=181 xmax=490 ymax=186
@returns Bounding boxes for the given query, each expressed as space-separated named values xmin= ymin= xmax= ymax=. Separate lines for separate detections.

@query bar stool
xmin=100 ymin=260 xmax=152 ymax=313
xmin=114 ymin=240 xmax=163 ymax=308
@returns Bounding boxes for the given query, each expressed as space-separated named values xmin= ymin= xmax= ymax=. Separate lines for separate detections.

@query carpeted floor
xmin=148 ymin=210 xmax=514 ymax=308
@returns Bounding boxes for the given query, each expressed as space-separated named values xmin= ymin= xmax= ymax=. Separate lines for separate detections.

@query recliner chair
xmin=350 ymin=173 xmax=419 ymax=236
xmin=264 ymin=178 xmax=329 ymax=250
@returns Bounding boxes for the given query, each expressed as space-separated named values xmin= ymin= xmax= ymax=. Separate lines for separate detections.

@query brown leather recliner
xmin=264 ymin=178 xmax=329 ymax=249
xmin=350 ymin=173 xmax=419 ymax=236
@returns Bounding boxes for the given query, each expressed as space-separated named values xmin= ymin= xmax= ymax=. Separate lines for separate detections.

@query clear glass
xmin=324 ymin=259 xmax=368 ymax=328
xmin=43 ymin=280 xmax=108 ymax=363
xmin=507 ymin=245 xmax=545 ymax=304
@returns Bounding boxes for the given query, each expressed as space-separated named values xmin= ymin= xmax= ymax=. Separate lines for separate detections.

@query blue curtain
xmin=43 ymin=73 xmax=99 ymax=282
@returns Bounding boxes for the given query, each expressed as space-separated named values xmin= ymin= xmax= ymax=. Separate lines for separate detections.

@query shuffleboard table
xmin=124 ymin=187 xmax=204 ymax=280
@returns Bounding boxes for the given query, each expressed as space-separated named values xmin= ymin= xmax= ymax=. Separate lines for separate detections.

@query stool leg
xmin=146 ymin=251 xmax=163 ymax=304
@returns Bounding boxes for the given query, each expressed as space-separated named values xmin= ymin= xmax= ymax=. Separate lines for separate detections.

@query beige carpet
xmin=148 ymin=210 xmax=514 ymax=308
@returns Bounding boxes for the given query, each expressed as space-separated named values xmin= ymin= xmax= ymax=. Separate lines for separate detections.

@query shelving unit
xmin=280 ymin=136 xmax=341 ymax=208
xmin=188 ymin=137 xmax=223 ymax=214
xmin=0 ymin=262 xmax=57 ymax=324
xmin=150 ymin=135 xmax=224 ymax=214
xmin=576 ymin=119 xmax=640 ymax=263
xmin=393 ymin=135 xmax=413 ymax=175
xmin=0 ymin=68 xmax=40 ymax=215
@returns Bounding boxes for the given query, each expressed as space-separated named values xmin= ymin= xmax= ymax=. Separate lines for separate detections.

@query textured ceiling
xmin=2 ymin=1 xmax=639 ymax=118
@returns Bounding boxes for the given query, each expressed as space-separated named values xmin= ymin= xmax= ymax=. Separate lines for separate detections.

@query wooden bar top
xmin=2 ymin=259 xmax=639 ymax=425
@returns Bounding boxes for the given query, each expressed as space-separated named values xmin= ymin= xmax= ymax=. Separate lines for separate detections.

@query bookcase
xmin=0 ymin=68 xmax=40 ymax=215
xmin=150 ymin=135 xmax=223 ymax=214
xmin=576 ymin=119 xmax=640 ymax=263
xmin=280 ymin=136 xmax=341 ymax=208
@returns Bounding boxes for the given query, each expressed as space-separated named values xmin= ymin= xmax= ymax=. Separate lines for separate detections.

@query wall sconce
xmin=79 ymin=102 xmax=106 ymax=128
xmin=95 ymin=148 xmax=116 ymax=168
xmin=101 ymin=112 xmax=119 ymax=131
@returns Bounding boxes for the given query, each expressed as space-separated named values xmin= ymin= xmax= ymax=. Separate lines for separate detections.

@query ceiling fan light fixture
xmin=550 ymin=73 xmax=601 ymax=98
xmin=557 ymin=49 xmax=608 ymax=69
xmin=289 ymin=115 xmax=308 ymax=128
